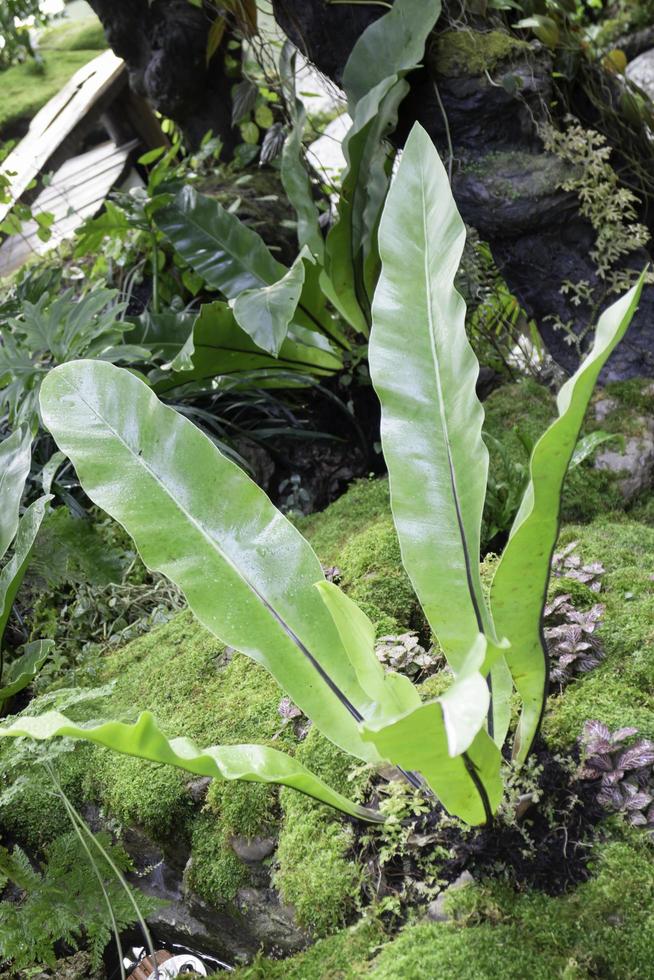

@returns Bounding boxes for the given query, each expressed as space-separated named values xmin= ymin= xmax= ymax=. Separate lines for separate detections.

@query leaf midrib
xmin=419 ymin=172 xmax=484 ymax=637
xmin=58 ymin=372 xmax=365 ymax=724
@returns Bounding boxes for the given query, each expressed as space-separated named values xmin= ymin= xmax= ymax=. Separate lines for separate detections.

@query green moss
xmin=81 ymin=612 xmax=295 ymax=901
xmin=0 ymin=50 xmax=103 ymax=136
xmin=274 ymin=728 xmax=366 ymax=937
xmin=482 ymin=379 xmax=627 ymax=529
xmin=187 ymin=811 xmax=250 ymax=906
xmin=297 ymin=477 xmax=392 ymax=566
xmin=370 ymin=834 xmax=654 ymax=979
xmin=545 ymin=519 xmax=654 ymax=746
xmin=235 ymin=918 xmax=386 ymax=979
xmin=339 ymin=522 xmax=424 ymax=635
xmin=39 ymin=18 xmax=106 ymax=52
xmin=431 ymin=29 xmax=531 ymax=78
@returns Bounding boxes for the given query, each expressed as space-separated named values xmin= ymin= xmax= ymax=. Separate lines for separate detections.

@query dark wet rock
xmin=426 ymin=870 xmax=474 ymax=923
xmin=230 ymin=835 xmax=276 ymax=864
xmin=594 ymin=417 xmax=654 ymax=501
xmin=186 ymin=777 xmax=211 ymax=804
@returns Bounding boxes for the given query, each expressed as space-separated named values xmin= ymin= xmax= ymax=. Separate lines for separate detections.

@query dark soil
xmin=359 ymin=741 xmax=605 ymax=910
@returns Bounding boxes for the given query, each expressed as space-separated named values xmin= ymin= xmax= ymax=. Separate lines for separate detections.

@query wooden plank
xmin=0 ymin=139 xmax=136 ymax=278
xmin=0 ymin=50 xmax=126 ymax=224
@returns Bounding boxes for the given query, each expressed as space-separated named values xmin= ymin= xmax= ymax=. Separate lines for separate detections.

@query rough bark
xmin=272 ymin=0 xmax=654 ymax=380
xmin=87 ymin=0 xmax=239 ymax=152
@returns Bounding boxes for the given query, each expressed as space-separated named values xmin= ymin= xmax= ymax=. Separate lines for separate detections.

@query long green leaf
xmin=361 ymin=637 xmax=502 ymax=825
xmin=315 ymin=581 xmax=421 ymax=724
xmin=40 ymin=361 xmax=383 ymax=762
xmin=322 ymin=0 xmax=442 ymax=333
xmin=342 ymin=0 xmax=442 ymax=108
xmin=0 ymin=640 xmax=53 ymax=703
xmin=0 ymin=495 xmax=51 ymax=646
xmin=323 ymin=76 xmax=407 ymax=335
xmin=370 ymin=124 xmax=494 ymax=671
xmin=153 ymin=302 xmax=340 ymax=396
xmin=0 ymin=711 xmax=384 ymax=823
xmin=491 ymin=277 xmax=645 ymax=762
xmin=279 ymin=41 xmax=325 ymax=263
xmin=232 ymin=248 xmax=308 ymax=356
xmin=0 ymin=426 xmax=32 ymax=562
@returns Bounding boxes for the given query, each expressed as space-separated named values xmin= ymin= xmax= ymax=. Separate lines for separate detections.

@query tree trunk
xmin=272 ymin=1 xmax=654 ymax=380
xmin=87 ymin=0 xmax=239 ymax=153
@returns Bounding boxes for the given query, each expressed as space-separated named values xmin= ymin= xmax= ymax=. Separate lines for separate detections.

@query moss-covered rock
xmin=367 ymin=832 xmax=654 ymax=979
xmin=274 ymin=728 xmax=367 ymax=937
xmin=482 ymin=377 xmax=654 ymax=537
xmin=544 ymin=518 xmax=654 ymax=746
xmin=430 ymin=30 xmax=532 ymax=79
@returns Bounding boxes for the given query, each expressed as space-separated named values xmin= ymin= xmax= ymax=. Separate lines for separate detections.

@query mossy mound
xmin=544 ymin=518 xmax=654 ymax=745
xmin=299 ymin=477 xmax=423 ymax=636
xmin=430 ymin=29 xmax=532 ymax=78
xmin=482 ymin=377 xmax=654 ymax=535
xmin=0 ymin=17 xmax=106 ymax=138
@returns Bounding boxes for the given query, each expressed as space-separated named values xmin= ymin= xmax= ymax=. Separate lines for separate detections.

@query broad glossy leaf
xmin=40 ymin=361 xmax=381 ymax=762
xmin=154 ymin=302 xmax=340 ymax=396
xmin=342 ymin=0 xmax=442 ymax=108
xmin=0 ymin=711 xmax=384 ymax=823
xmin=127 ymin=310 xmax=198 ymax=364
xmin=232 ymin=248 xmax=307 ymax=356
xmin=362 ymin=637 xmax=502 ymax=825
xmin=156 ymin=187 xmax=343 ymax=349
xmin=0 ymin=427 xmax=32 ymax=562
xmin=0 ymin=640 xmax=53 ymax=703
xmin=315 ymin=581 xmax=421 ymax=723
xmin=491 ymin=277 xmax=644 ymax=762
xmin=0 ymin=495 xmax=51 ymax=645
xmin=370 ymin=124 xmax=494 ymax=670
xmin=155 ymin=186 xmax=285 ymax=297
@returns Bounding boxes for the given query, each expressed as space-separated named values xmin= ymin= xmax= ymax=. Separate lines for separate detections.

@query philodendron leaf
xmin=370 ymin=124 xmax=494 ymax=671
xmin=0 ymin=640 xmax=53 ymax=703
xmin=0 ymin=426 xmax=32 ymax=562
xmin=0 ymin=495 xmax=52 ymax=645
xmin=491 ymin=276 xmax=645 ymax=762
xmin=0 ymin=711 xmax=384 ymax=823
xmin=40 ymin=360 xmax=384 ymax=762
xmin=362 ymin=636 xmax=502 ymax=825
xmin=155 ymin=186 xmax=285 ymax=297
xmin=155 ymin=302 xmax=340 ymax=396
xmin=231 ymin=248 xmax=308 ymax=356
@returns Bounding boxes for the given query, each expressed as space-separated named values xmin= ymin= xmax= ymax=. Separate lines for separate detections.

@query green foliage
xmin=0 ymin=0 xmax=47 ymax=71
xmin=1 ymin=125 xmax=643 ymax=833
xmin=541 ymin=118 xmax=652 ymax=352
xmin=0 ymin=832 xmax=158 ymax=972
xmin=0 ymin=286 xmax=142 ymax=426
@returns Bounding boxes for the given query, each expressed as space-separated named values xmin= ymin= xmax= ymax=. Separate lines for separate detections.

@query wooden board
xmin=0 ymin=49 xmax=126 ymax=224
xmin=0 ymin=138 xmax=138 ymax=278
